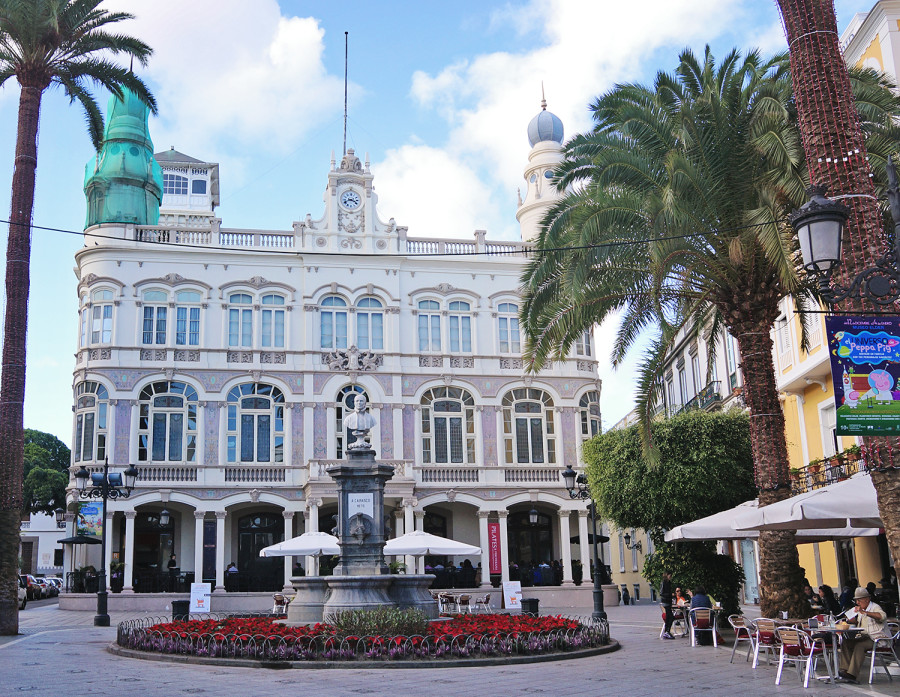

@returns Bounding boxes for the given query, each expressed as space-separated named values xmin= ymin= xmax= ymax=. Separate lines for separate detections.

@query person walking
xmin=839 ymin=587 xmax=887 ymax=683
xmin=659 ymin=571 xmax=674 ymax=639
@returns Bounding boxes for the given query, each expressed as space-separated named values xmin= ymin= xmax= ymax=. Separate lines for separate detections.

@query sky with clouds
xmin=0 ymin=0 xmax=875 ymax=441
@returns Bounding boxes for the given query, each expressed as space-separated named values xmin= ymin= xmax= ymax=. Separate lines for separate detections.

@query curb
xmin=108 ymin=637 xmax=620 ymax=669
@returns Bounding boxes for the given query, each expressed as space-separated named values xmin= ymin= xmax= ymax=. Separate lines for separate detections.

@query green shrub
xmin=325 ymin=607 xmax=429 ymax=637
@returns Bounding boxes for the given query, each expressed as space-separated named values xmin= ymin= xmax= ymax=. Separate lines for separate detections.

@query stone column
xmin=214 ymin=511 xmax=226 ymax=593
xmin=193 ymin=511 xmax=205 ymax=584
xmin=306 ymin=499 xmax=319 ymax=576
xmin=498 ymin=510 xmax=510 ymax=585
xmin=282 ymin=510 xmax=295 ymax=591
xmin=403 ymin=499 xmax=416 ymax=572
xmin=104 ymin=511 xmax=114 ymax=590
xmin=558 ymin=509 xmax=574 ymax=586
xmin=578 ymin=509 xmax=591 ymax=581
xmin=478 ymin=511 xmax=492 ymax=588
xmin=414 ymin=510 xmax=425 ymax=574
xmin=122 ymin=511 xmax=136 ymax=593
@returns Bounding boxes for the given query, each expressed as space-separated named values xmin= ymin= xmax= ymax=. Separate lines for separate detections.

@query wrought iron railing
xmin=790 ymin=456 xmax=865 ymax=494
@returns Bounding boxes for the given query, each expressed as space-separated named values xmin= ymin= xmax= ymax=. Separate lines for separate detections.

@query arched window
xmin=448 ymin=301 xmax=472 ymax=353
xmin=261 ymin=294 xmax=285 ymax=348
xmin=336 ymin=385 xmax=369 ymax=457
xmin=579 ymin=391 xmax=601 ymax=439
xmin=501 ymin=388 xmax=555 ymax=465
xmin=137 ymin=381 xmax=199 ymax=462
xmin=418 ymin=300 xmax=441 ymax=352
xmin=88 ymin=289 xmax=114 ymax=345
xmin=228 ymin=293 xmax=253 ymax=347
xmin=226 ymin=383 xmax=285 ymax=463
xmin=141 ymin=290 xmax=168 ymax=345
xmin=421 ymin=386 xmax=476 ymax=464
xmin=73 ymin=382 xmax=109 ymax=462
xmin=356 ymin=298 xmax=383 ymax=350
xmin=321 ymin=296 xmax=348 ymax=349
xmin=497 ymin=302 xmax=520 ymax=354
xmin=175 ymin=290 xmax=202 ymax=346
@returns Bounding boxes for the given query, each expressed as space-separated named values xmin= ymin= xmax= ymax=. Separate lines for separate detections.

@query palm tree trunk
xmin=0 ymin=84 xmax=42 ymax=636
xmin=777 ymin=0 xmax=900 ymax=592
xmin=735 ymin=325 xmax=810 ymax=618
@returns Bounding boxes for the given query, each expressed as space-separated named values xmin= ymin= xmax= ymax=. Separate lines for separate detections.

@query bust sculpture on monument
xmin=345 ymin=393 xmax=376 ymax=451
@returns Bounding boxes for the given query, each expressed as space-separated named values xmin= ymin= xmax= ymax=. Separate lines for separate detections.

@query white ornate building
xmin=66 ymin=91 xmax=603 ymax=598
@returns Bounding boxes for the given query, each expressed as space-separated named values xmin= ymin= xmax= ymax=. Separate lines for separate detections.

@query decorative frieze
xmin=174 ymin=350 xmax=200 ymax=362
xmin=322 ymin=346 xmax=381 ymax=371
xmin=89 ymin=348 xmax=112 ymax=360
xmin=227 ymin=351 xmax=253 ymax=363
xmin=139 ymin=348 xmax=166 ymax=361
xmin=418 ymin=355 xmax=443 ymax=368
xmin=449 ymin=356 xmax=474 ymax=368
xmin=499 ymin=357 xmax=523 ymax=370
xmin=260 ymin=352 xmax=286 ymax=364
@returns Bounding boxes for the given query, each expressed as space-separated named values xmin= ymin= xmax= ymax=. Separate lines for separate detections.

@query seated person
xmin=818 ymin=584 xmax=841 ymax=616
xmin=839 ymin=587 xmax=887 ymax=684
xmin=690 ymin=585 xmax=714 ymax=645
xmin=674 ymin=587 xmax=689 ymax=607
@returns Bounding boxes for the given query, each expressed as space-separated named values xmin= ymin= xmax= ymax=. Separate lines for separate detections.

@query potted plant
xmin=843 ymin=444 xmax=862 ymax=463
xmin=790 ymin=467 xmax=801 ymax=481
xmin=388 ymin=560 xmax=407 ymax=575
xmin=808 ymin=458 xmax=823 ymax=473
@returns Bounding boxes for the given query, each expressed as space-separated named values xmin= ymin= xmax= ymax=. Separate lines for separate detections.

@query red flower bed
xmin=147 ymin=613 xmax=577 ymax=641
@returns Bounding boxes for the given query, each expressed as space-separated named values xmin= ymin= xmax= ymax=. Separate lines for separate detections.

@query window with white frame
xmin=228 ymin=293 xmax=253 ymax=348
xmin=73 ymin=382 xmax=108 ymax=462
xmin=579 ymin=391 xmax=601 ymax=439
xmin=137 ymin=381 xmax=198 ymax=462
xmin=448 ymin=301 xmax=472 ymax=353
xmin=79 ymin=294 xmax=88 ymax=347
xmin=260 ymin=294 xmax=285 ymax=348
xmin=575 ymin=328 xmax=592 ymax=356
xmin=417 ymin=300 xmax=441 ymax=352
xmin=175 ymin=290 xmax=201 ymax=346
xmin=691 ymin=353 xmax=702 ymax=396
xmin=336 ymin=385 xmax=368 ymax=458
xmin=665 ymin=378 xmax=676 ymax=412
xmin=421 ymin=386 xmax=476 ymax=464
xmin=501 ymin=388 xmax=555 ymax=465
xmin=356 ymin=298 xmax=383 ymax=350
xmin=497 ymin=302 xmax=521 ymax=354
xmin=678 ymin=368 xmax=688 ymax=406
xmin=820 ymin=403 xmax=838 ymax=458
xmin=226 ymin=383 xmax=285 ymax=463
xmin=725 ymin=332 xmax=739 ymax=390
xmin=163 ymin=173 xmax=188 ymax=195
xmin=321 ymin=296 xmax=348 ymax=349
xmin=141 ymin=290 xmax=168 ymax=345
xmin=89 ymin=289 xmax=114 ymax=344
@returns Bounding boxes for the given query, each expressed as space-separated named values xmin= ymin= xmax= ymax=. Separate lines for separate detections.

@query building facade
xmin=65 ymin=92 xmax=604 ymax=596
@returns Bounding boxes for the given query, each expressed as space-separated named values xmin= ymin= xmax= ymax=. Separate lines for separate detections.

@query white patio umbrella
xmin=383 ymin=530 xmax=481 ymax=556
xmin=665 ymin=499 xmax=880 ymax=542
xmin=734 ymin=472 xmax=881 ymax=531
xmin=259 ymin=531 xmax=340 ymax=557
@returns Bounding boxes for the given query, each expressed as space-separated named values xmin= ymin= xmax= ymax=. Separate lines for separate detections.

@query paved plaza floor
xmin=3 ymin=601 xmax=900 ymax=696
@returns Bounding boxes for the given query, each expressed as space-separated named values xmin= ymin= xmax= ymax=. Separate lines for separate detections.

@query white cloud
xmin=104 ymin=1 xmax=348 ymax=159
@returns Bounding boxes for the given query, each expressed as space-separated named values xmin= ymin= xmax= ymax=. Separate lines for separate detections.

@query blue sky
xmin=0 ymin=0 xmax=875 ymax=442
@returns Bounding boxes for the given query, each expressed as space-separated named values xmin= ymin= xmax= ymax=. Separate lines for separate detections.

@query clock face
xmin=340 ymin=190 xmax=362 ymax=209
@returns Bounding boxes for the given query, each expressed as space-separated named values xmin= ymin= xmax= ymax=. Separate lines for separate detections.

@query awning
xmin=383 ymin=530 xmax=481 ymax=556
xmin=259 ymin=531 xmax=340 ymax=557
xmin=57 ymin=534 xmax=102 ymax=545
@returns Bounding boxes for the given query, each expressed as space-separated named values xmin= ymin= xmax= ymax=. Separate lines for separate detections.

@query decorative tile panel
xmin=114 ymin=401 xmax=130 ymax=464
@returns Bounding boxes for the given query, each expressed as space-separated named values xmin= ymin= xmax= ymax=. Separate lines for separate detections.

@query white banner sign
xmin=190 ymin=582 xmax=212 ymax=613
xmin=502 ymin=581 xmax=522 ymax=610
xmin=348 ymin=493 xmax=374 ymax=518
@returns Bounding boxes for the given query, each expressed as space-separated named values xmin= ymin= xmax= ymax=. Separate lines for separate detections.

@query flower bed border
xmin=113 ymin=613 xmax=615 ymax=669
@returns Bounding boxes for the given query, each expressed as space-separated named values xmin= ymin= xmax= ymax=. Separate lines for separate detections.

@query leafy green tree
xmin=24 ymin=429 xmax=70 ymax=473
xmin=584 ymin=409 xmax=756 ymax=615
xmin=22 ymin=443 xmax=50 ymax=479
xmin=22 ymin=467 xmax=67 ymax=516
xmin=0 ymin=0 xmax=154 ymax=635
xmin=521 ymin=46 xmax=900 ymax=617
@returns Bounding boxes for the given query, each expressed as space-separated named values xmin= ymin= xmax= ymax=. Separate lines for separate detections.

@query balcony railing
xmin=790 ymin=457 xmax=865 ymax=495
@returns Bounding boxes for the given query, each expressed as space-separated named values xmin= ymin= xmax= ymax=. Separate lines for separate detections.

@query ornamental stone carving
xmin=139 ymin=349 xmax=166 ymax=361
xmin=340 ymin=237 xmax=363 ymax=249
xmin=449 ymin=357 xmax=474 ymax=368
xmin=260 ymin=352 xmax=286 ymax=364
xmin=499 ymin=358 xmax=523 ymax=370
xmin=322 ymin=345 xmax=381 ymax=371
xmin=90 ymin=348 xmax=112 ymax=360
xmin=339 ymin=210 xmax=364 ymax=234
xmin=418 ymin=355 xmax=443 ymax=368
xmin=577 ymin=360 xmax=595 ymax=371
xmin=227 ymin=351 xmax=253 ymax=363
xmin=174 ymin=350 xmax=200 ymax=362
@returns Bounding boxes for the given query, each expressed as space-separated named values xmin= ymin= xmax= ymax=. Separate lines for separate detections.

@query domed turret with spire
xmin=83 ymin=89 xmax=163 ymax=228
xmin=517 ymin=91 xmax=566 ymax=243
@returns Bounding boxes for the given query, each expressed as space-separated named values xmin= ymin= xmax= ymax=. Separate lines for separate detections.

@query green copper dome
xmin=83 ymin=89 xmax=163 ymax=228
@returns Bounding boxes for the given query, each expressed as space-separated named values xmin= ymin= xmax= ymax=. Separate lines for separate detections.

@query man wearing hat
xmin=839 ymin=587 xmax=887 ymax=683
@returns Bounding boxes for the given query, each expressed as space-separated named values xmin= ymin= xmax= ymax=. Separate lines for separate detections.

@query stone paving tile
xmin=2 ymin=602 xmax=899 ymax=696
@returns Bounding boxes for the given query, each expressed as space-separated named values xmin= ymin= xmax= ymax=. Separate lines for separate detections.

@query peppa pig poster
xmin=826 ymin=315 xmax=900 ymax=435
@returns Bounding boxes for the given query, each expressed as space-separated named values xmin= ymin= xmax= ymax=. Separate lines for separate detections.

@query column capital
xmin=307 ymin=498 xmax=323 ymax=509
xmin=282 ymin=511 xmax=295 ymax=520
xmin=414 ymin=510 xmax=425 ymax=519
xmin=402 ymin=497 xmax=418 ymax=508
xmin=393 ymin=509 xmax=404 ymax=519
xmin=577 ymin=509 xmax=590 ymax=518
xmin=194 ymin=510 xmax=206 ymax=520
xmin=477 ymin=510 xmax=491 ymax=519
xmin=497 ymin=510 xmax=509 ymax=519
xmin=215 ymin=510 xmax=227 ymax=520
xmin=124 ymin=510 xmax=137 ymax=520
xmin=557 ymin=509 xmax=572 ymax=519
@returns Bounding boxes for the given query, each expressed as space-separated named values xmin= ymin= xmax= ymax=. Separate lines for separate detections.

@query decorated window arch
xmin=226 ymin=383 xmax=285 ymax=463
xmin=501 ymin=388 xmax=555 ymax=465
xmin=74 ymin=382 xmax=109 ymax=462
xmin=137 ymin=380 xmax=199 ymax=462
xmin=421 ymin=386 xmax=476 ymax=464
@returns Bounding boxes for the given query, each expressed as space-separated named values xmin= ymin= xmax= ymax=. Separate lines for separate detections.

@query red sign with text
xmin=488 ymin=522 xmax=501 ymax=574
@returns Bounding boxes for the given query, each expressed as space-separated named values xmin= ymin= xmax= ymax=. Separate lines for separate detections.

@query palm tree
xmin=0 ymin=0 xmax=154 ymax=635
xmin=776 ymin=0 xmax=900 ymax=597
xmin=520 ymin=47 xmax=900 ymax=617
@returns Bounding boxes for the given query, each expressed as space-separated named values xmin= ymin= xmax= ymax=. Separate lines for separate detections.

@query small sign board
xmin=348 ymin=493 xmax=374 ymax=518
xmin=826 ymin=315 xmax=900 ymax=435
xmin=488 ymin=522 xmax=501 ymax=574
xmin=189 ymin=582 xmax=211 ymax=613
xmin=502 ymin=581 xmax=522 ymax=610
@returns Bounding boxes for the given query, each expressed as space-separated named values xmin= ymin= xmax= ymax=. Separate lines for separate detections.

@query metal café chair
xmin=457 ymin=594 xmax=473 ymax=614
xmin=474 ymin=593 xmax=493 ymax=614
xmin=866 ymin=621 xmax=900 ymax=683
xmin=728 ymin=615 xmax=756 ymax=663
xmin=689 ymin=608 xmax=718 ymax=647
xmin=753 ymin=618 xmax=780 ymax=668
xmin=774 ymin=627 xmax=832 ymax=687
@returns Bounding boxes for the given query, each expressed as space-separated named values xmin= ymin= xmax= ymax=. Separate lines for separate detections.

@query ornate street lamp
xmin=561 ymin=464 xmax=609 ymax=621
xmin=623 ymin=532 xmax=642 ymax=554
xmin=792 ymin=166 xmax=900 ymax=307
xmin=158 ymin=508 xmax=171 ymax=527
xmin=53 ymin=507 xmax=65 ymax=525
xmin=528 ymin=507 xmax=539 ymax=526
xmin=74 ymin=458 xmax=139 ymax=626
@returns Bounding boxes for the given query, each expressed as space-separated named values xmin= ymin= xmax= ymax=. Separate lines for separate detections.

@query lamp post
xmin=623 ymin=532 xmax=642 ymax=554
xmin=791 ymin=166 xmax=900 ymax=307
xmin=561 ymin=464 xmax=609 ymax=620
xmin=74 ymin=458 xmax=138 ymax=626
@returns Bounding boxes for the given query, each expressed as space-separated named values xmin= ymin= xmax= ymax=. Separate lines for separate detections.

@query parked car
xmin=35 ymin=577 xmax=58 ymax=597
xmin=19 ymin=574 xmax=40 ymax=600
xmin=44 ymin=577 xmax=63 ymax=593
xmin=17 ymin=576 xmax=26 ymax=610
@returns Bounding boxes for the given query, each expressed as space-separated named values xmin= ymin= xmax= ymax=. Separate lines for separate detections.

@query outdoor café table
xmin=809 ymin=624 xmax=866 ymax=682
